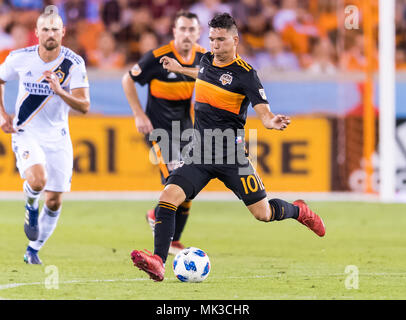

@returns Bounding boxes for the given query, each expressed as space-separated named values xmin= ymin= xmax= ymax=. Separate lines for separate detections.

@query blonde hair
xmin=36 ymin=5 xmax=63 ymax=28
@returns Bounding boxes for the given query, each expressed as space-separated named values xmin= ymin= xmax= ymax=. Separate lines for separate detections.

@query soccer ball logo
xmin=173 ymin=247 xmax=211 ymax=282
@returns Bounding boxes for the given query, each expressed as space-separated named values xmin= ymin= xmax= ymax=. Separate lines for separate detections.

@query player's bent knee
xmin=45 ymin=199 xmax=62 ymax=211
xmin=254 ymin=212 xmax=270 ymax=222
xmin=25 ymin=164 xmax=47 ymax=191
xmin=159 ymin=184 xmax=186 ymax=207
xmin=247 ymin=198 xmax=271 ymax=222
xmin=45 ymin=192 xmax=63 ymax=211
xmin=27 ymin=177 xmax=47 ymax=192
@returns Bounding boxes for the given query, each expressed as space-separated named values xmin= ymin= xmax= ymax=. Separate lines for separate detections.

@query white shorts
xmin=11 ymin=130 xmax=73 ymax=192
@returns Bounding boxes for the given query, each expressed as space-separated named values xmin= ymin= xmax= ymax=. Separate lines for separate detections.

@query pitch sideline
xmin=1 ymin=272 xmax=405 ymax=292
xmin=2 ymin=191 xmax=404 ymax=202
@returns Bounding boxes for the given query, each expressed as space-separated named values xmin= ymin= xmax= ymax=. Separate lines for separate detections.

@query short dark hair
xmin=174 ymin=10 xmax=200 ymax=25
xmin=208 ymin=13 xmax=237 ymax=33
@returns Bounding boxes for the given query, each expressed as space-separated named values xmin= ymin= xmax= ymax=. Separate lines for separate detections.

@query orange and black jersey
xmin=191 ymin=52 xmax=269 ymax=160
xmin=129 ymin=40 xmax=206 ymax=134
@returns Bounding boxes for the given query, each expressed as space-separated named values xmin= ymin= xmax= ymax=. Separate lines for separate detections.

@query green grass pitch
xmin=0 ymin=200 xmax=405 ymax=300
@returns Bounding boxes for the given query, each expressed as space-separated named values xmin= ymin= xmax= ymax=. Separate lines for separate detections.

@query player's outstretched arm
xmin=253 ymin=103 xmax=290 ymax=131
xmin=43 ymin=71 xmax=90 ymax=114
xmin=0 ymin=79 xmax=16 ymax=134
xmin=159 ymin=56 xmax=199 ymax=79
xmin=121 ymin=72 xmax=153 ymax=134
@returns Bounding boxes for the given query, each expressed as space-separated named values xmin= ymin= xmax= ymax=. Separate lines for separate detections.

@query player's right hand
xmin=270 ymin=114 xmax=290 ymax=131
xmin=0 ymin=112 xmax=16 ymax=134
xmin=160 ymin=56 xmax=182 ymax=73
xmin=135 ymin=114 xmax=153 ymax=134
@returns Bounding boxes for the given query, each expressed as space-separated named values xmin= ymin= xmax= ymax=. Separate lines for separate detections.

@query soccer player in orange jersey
xmin=122 ymin=10 xmax=206 ymax=255
xmin=131 ymin=13 xmax=325 ymax=281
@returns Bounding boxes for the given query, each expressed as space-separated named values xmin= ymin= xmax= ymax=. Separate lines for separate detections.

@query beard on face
xmin=181 ymin=38 xmax=192 ymax=46
xmin=43 ymin=38 xmax=59 ymax=50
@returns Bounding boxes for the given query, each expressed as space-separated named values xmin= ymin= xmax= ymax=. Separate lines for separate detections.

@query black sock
xmin=268 ymin=199 xmax=299 ymax=221
xmin=154 ymin=201 xmax=177 ymax=263
xmin=173 ymin=200 xmax=191 ymax=241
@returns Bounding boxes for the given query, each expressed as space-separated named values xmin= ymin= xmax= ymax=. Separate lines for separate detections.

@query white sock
xmin=29 ymin=204 xmax=61 ymax=251
xmin=23 ymin=180 xmax=42 ymax=210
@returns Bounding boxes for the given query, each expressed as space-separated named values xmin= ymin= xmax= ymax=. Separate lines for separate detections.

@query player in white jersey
xmin=0 ymin=9 xmax=90 ymax=264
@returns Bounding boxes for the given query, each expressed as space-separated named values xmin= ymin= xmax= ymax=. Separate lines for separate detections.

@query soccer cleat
xmin=24 ymin=205 xmax=39 ymax=241
xmin=169 ymin=240 xmax=185 ymax=255
xmin=24 ymin=246 xmax=42 ymax=265
xmin=131 ymin=249 xmax=165 ymax=282
xmin=293 ymin=200 xmax=326 ymax=237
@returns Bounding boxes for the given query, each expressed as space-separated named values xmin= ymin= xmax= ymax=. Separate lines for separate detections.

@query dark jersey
xmin=189 ymin=52 xmax=269 ymax=162
xmin=129 ymin=40 xmax=206 ymax=135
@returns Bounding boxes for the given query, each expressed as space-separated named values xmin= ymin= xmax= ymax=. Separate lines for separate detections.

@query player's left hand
xmin=43 ymin=70 xmax=63 ymax=95
xmin=270 ymin=114 xmax=290 ymax=130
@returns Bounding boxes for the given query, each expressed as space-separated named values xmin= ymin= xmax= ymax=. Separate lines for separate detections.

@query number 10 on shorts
xmin=240 ymin=174 xmax=265 ymax=194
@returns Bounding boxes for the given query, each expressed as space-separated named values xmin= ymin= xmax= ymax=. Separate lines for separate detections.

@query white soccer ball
xmin=173 ymin=247 xmax=211 ymax=282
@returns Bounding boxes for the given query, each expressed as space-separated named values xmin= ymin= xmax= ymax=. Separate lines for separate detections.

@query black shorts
xmin=166 ymin=160 xmax=267 ymax=206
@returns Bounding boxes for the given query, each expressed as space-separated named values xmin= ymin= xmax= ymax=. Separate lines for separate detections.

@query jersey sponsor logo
xmin=23 ymin=82 xmax=54 ymax=95
xmin=22 ymin=150 xmax=30 ymax=160
xmin=171 ymin=160 xmax=185 ymax=170
xmin=259 ymin=88 xmax=267 ymax=100
xmin=130 ymin=64 xmax=142 ymax=77
xmin=25 ymin=71 xmax=33 ymax=77
xmin=17 ymin=58 xmax=73 ymax=126
xmin=167 ymin=72 xmax=177 ymax=79
xmin=219 ymin=73 xmax=233 ymax=85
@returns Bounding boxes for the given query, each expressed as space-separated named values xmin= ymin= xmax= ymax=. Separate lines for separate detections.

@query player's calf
xmin=248 ymin=198 xmax=299 ymax=222
xmin=23 ymin=180 xmax=43 ymax=210
xmin=247 ymin=197 xmax=271 ymax=221
xmin=268 ymin=198 xmax=299 ymax=221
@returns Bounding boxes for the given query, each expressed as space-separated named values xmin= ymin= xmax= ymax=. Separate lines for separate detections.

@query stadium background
xmin=1 ymin=0 xmax=405 ymax=197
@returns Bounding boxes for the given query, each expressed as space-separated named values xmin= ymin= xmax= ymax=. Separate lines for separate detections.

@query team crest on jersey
xmin=55 ymin=69 xmax=65 ymax=83
xmin=219 ymin=73 xmax=233 ymax=85
xmin=22 ymin=150 xmax=30 ymax=160
xmin=82 ymin=72 xmax=88 ymax=83
xmin=130 ymin=64 xmax=142 ymax=77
